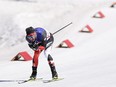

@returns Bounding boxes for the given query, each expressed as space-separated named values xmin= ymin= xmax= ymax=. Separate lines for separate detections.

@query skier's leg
xmin=30 ymin=50 xmax=40 ymax=79
xmin=44 ymin=46 xmax=58 ymax=79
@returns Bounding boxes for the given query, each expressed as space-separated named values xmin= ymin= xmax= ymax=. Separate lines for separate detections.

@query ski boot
xmin=52 ymin=71 xmax=58 ymax=80
xmin=48 ymin=55 xmax=58 ymax=80
xmin=50 ymin=66 xmax=58 ymax=80
xmin=30 ymin=66 xmax=37 ymax=80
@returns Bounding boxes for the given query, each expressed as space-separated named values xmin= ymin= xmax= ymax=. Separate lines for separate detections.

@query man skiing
xmin=25 ymin=26 xmax=58 ymax=80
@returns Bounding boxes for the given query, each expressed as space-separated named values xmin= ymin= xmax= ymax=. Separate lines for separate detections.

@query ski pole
xmin=52 ymin=22 xmax=73 ymax=35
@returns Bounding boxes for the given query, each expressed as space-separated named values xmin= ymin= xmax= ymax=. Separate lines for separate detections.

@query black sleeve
xmin=40 ymin=40 xmax=47 ymax=47
xmin=28 ymin=42 xmax=39 ymax=51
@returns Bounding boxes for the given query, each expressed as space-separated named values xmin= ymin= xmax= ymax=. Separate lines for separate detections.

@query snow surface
xmin=0 ymin=0 xmax=116 ymax=87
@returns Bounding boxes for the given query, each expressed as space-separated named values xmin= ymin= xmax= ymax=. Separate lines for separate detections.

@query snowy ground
xmin=0 ymin=0 xmax=116 ymax=87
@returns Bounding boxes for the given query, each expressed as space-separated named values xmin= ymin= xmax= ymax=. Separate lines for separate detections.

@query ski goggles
xmin=26 ymin=33 xmax=36 ymax=43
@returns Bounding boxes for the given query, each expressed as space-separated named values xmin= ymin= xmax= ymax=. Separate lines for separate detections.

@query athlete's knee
xmin=48 ymin=54 xmax=53 ymax=61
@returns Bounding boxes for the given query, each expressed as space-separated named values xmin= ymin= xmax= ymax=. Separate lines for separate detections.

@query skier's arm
xmin=28 ymin=43 xmax=38 ymax=51
xmin=28 ymin=42 xmax=45 ymax=51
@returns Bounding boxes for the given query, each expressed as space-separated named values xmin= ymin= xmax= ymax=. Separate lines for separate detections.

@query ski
xmin=18 ymin=78 xmax=43 ymax=84
xmin=0 ymin=80 xmax=24 ymax=82
xmin=43 ymin=78 xmax=64 ymax=83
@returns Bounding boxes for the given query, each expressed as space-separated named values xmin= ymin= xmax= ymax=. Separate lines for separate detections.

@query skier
xmin=25 ymin=26 xmax=58 ymax=80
